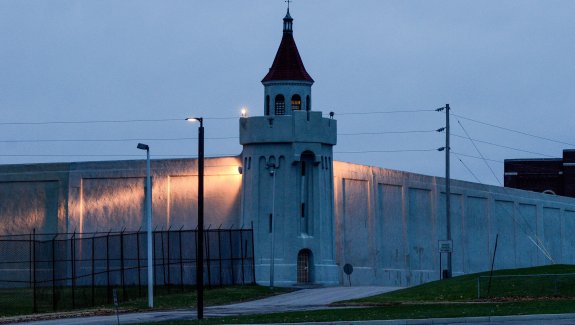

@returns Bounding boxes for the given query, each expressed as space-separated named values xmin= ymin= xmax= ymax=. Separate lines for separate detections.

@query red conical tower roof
xmin=262 ymin=9 xmax=314 ymax=83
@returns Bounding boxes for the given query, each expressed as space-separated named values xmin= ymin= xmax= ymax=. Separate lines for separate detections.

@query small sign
xmin=343 ymin=263 xmax=353 ymax=275
xmin=343 ymin=264 xmax=354 ymax=287
xmin=439 ymin=240 xmax=453 ymax=253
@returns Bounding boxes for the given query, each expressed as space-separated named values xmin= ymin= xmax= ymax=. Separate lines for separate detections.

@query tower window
xmin=275 ymin=95 xmax=285 ymax=115
xmin=306 ymin=95 xmax=311 ymax=111
xmin=291 ymin=94 xmax=301 ymax=111
xmin=265 ymin=95 xmax=270 ymax=115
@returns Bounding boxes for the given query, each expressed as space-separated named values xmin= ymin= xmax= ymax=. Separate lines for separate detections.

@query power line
xmin=0 ymin=116 xmax=238 ymax=126
xmin=331 ymin=109 xmax=437 ymax=116
xmin=339 ymin=130 xmax=437 ymax=136
xmin=452 ymin=113 xmax=575 ymax=147
xmin=0 ymin=129 xmax=440 ymax=143
xmin=451 ymin=134 xmax=559 ymax=158
xmin=0 ymin=136 xmax=238 ymax=143
xmin=0 ymin=153 xmax=240 ymax=158
xmin=457 ymin=120 xmax=502 ymax=185
xmin=455 ymin=151 xmax=572 ymax=177
xmin=335 ymin=149 xmax=438 ymax=154
xmin=453 ymin=152 xmax=483 ymax=184
xmin=452 ymin=152 xmax=503 ymax=164
xmin=0 ymin=165 xmax=243 ymax=177
xmin=0 ymin=118 xmax=183 ymax=125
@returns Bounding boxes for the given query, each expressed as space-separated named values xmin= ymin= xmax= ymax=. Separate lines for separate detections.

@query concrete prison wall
xmin=0 ymin=157 xmax=243 ymax=235
xmin=3 ymin=157 xmax=575 ymax=288
xmin=333 ymin=161 xmax=575 ymax=287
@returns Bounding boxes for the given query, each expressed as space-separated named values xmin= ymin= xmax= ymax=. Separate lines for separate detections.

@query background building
xmin=505 ymin=149 xmax=575 ymax=198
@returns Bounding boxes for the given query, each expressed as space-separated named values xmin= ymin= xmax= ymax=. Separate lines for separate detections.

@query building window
xmin=275 ymin=95 xmax=285 ymax=115
xmin=306 ymin=95 xmax=310 ymax=111
xmin=291 ymin=94 xmax=301 ymax=111
xmin=265 ymin=95 xmax=270 ymax=115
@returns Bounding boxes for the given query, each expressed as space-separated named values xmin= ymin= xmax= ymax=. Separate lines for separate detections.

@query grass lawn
xmin=5 ymin=265 xmax=575 ymax=323
xmin=349 ymin=264 xmax=575 ymax=304
xmin=0 ymin=285 xmax=290 ymax=318
xmin=120 ymin=286 xmax=290 ymax=310
xmin=156 ymin=264 xmax=575 ymax=324
xmin=160 ymin=300 xmax=575 ymax=324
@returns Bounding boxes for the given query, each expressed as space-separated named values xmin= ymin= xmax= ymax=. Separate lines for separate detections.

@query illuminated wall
xmin=3 ymin=157 xmax=575 ymax=287
xmin=333 ymin=161 xmax=575 ymax=287
xmin=0 ymin=157 xmax=243 ymax=235
xmin=0 ymin=163 xmax=69 ymax=234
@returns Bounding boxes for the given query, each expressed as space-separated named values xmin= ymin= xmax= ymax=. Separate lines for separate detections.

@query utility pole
xmin=445 ymin=103 xmax=452 ymax=278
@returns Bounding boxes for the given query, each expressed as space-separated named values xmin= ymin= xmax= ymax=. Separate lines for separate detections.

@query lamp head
xmin=185 ymin=117 xmax=203 ymax=127
xmin=240 ymin=107 xmax=248 ymax=118
xmin=137 ymin=143 xmax=149 ymax=151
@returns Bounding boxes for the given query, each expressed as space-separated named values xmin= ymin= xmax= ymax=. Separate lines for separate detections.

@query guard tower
xmin=239 ymin=8 xmax=338 ymax=286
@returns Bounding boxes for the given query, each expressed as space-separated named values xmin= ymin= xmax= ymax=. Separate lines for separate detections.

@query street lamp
xmin=185 ymin=117 xmax=204 ymax=320
xmin=267 ymin=162 xmax=278 ymax=289
xmin=136 ymin=143 xmax=153 ymax=308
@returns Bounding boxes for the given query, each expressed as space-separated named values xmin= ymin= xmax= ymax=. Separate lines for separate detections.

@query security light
xmin=137 ymin=143 xmax=149 ymax=150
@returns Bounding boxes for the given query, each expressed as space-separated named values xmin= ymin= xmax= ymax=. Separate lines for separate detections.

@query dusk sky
xmin=1 ymin=1 xmax=574 ymax=185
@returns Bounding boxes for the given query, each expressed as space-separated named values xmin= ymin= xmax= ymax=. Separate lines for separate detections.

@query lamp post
xmin=136 ymin=143 xmax=153 ymax=308
xmin=267 ymin=162 xmax=278 ymax=289
xmin=185 ymin=117 xmax=204 ymax=320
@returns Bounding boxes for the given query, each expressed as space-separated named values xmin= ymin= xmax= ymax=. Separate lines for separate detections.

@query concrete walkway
xmin=13 ymin=286 xmax=398 ymax=324
xmin=11 ymin=286 xmax=575 ymax=324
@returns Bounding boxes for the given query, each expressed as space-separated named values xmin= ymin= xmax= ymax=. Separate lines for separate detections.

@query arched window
xmin=265 ymin=95 xmax=270 ymax=115
xmin=275 ymin=95 xmax=285 ymax=115
xmin=291 ymin=94 xmax=301 ymax=111
xmin=306 ymin=95 xmax=310 ymax=111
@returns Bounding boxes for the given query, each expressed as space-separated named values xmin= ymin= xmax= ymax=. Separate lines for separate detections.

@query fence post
xmin=167 ymin=227 xmax=171 ymax=293
xmin=194 ymin=227 xmax=198 ymax=286
xmin=91 ymin=235 xmax=95 ymax=307
xmin=120 ymin=229 xmax=126 ymax=302
xmin=71 ymin=232 xmax=76 ymax=309
xmin=228 ymin=229 xmax=235 ymax=284
xmin=178 ymin=227 xmax=184 ymax=292
xmin=136 ymin=230 xmax=142 ymax=298
xmin=206 ymin=227 xmax=211 ymax=288
xmin=217 ymin=226 xmax=223 ymax=286
xmin=32 ymin=229 xmax=36 ymax=313
xmin=106 ymin=230 xmax=111 ymax=304
xmin=29 ymin=232 xmax=32 ymax=288
xmin=52 ymin=235 xmax=57 ymax=311
xmin=153 ymin=227 xmax=158 ymax=295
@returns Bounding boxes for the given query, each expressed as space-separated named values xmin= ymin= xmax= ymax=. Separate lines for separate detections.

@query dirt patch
xmin=0 ymin=308 xmax=141 ymax=324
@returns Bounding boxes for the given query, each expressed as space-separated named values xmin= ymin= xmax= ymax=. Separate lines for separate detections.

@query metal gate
xmin=297 ymin=249 xmax=312 ymax=283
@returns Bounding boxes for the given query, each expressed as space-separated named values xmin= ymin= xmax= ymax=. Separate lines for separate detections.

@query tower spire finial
xmin=282 ymin=1 xmax=293 ymax=33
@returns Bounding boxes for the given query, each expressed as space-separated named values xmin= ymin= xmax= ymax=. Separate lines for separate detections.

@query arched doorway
xmin=297 ymin=249 xmax=313 ymax=284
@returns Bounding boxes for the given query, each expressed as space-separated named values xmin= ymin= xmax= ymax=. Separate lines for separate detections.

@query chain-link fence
xmin=0 ymin=227 xmax=255 ymax=313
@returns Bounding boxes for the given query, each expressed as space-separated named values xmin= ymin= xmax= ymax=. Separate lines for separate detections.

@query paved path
xmin=11 ymin=286 xmax=575 ymax=324
xmin=13 ymin=286 xmax=398 ymax=324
